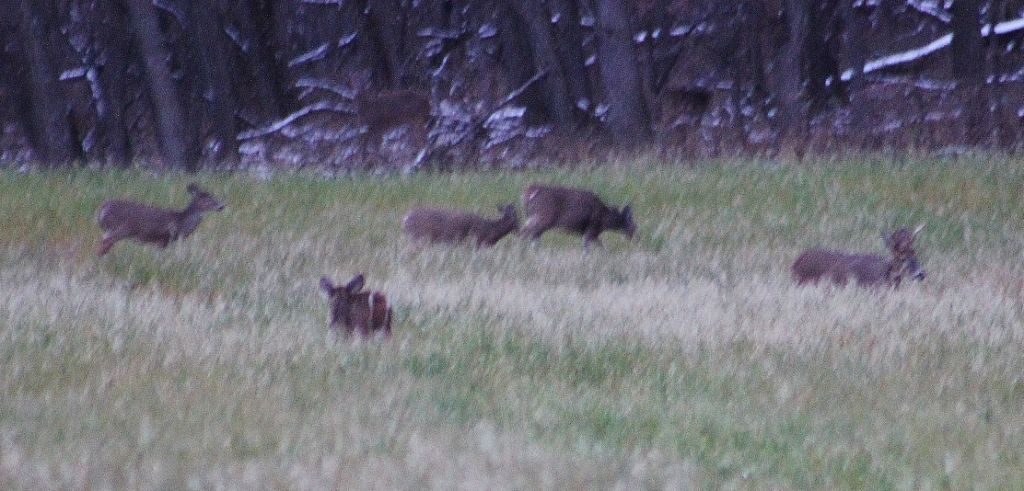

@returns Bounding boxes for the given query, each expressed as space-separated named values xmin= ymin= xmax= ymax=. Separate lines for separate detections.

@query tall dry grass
xmin=0 ymin=156 xmax=1022 ymax=488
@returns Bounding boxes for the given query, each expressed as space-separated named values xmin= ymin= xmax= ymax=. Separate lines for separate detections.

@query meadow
xmin=1 ymin=155 xmax=1022 ymax=488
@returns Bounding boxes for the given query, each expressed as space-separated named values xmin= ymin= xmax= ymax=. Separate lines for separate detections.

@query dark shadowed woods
xmin=2 ymin=0 xmax=1024 ymax=171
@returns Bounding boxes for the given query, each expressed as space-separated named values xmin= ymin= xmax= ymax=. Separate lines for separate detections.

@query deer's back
xmin=402 ymin=208 xmax=477 ymax=242
xmin=793 ymin=249 xmax=889 ymax=285
xmin=356 ymin=89 xmax=431 ymax=132
xmin=97 ymin=200 xmax=178 ymax=233
xmin=523 ymin=185 xmax=604 ymax=226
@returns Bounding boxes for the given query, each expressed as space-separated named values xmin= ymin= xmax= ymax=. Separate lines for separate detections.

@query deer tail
xmin=371 ymin=292 xmax=391 ymax=335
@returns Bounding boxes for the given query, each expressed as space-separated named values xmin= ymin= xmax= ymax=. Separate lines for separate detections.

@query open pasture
xmin=1 ymin=156 xmax=1022 ymax=488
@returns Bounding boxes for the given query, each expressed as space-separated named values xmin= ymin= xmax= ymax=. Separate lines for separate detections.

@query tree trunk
xmin=12 ymin=0 xmax=78 ymax=166
xmin=595 ymin=0 xmax=649 ymax=145
xmin=951 ymin=0 xmax=984 ymax=83
xmin=127 ymin=0 xmax=198 ymax=171
xmin=841 ymin=0 xmax=869 ymax=92
xmin=498 ymin=5 xmax=549 ymax=125
xmin=185 ymin=0 xmax=239 ymax=165
xmin=770 ymin=0 xmax=811 ymax=154
xmin=506 ymin=0 xmax=577 ymax=127
xmin=366 ymin=0 xmax=409 ymax=88
xmin=549 ymin=0 xmax=592 ymax=114
xmin=986 ymin=0 xmax=1007 ymax=147
xmin=94 ymin=3 xmax=132 ymax=167
xmin=234 ymin=0 xmax=287 ymax=119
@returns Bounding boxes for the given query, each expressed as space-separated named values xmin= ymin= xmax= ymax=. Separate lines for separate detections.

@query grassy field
xmin=1 ymin=156 xmax=1022 ymax=488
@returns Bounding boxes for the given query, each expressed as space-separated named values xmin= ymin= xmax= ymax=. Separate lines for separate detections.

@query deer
xmin=792 ymin=225 xmax=926 ymax=288
xmin=402 ymin=204 xmax=519 ymax=248
xmin=96 ymin=182 xmax=225 ymax=257
xmin=520 ymin=184 xmax=636 ymax=251
xmin=353 ymin=89 xmax=432 ymax=163
xmin=319 ymin=274 xmax=393 ymax=338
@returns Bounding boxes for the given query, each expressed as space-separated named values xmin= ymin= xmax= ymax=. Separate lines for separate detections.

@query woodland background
xmin=3 ymin=0 xmax=1024 ymax=171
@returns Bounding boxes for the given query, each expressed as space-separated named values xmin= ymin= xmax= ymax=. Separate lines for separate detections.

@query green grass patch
xmin=0 ymin=156 xmax=1022 ymax=487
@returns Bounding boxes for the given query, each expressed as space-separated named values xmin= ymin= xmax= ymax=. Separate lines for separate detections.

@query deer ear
xmin=346 ymin=274 xmax=365 ymax=294
xmin=319 ymin=277 xmax=335 ymax=295
xmin=622 ymin=205 xmax=633 ymax=219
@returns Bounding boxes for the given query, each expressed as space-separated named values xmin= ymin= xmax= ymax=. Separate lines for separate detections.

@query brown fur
xmin=792 ymin=226 xmax=926 ymax=288
xmin=319 ymin=274 xmax=393 ymax=338
xmin=96 ymin=183 xmax=224 ymax=257
xmin=354 ymin=89 xmax=431 ymax=160
xmin=520 ymin=184 xmax=636 ymax=251
xmin=402 ymin=204 xmax=519 ymax=248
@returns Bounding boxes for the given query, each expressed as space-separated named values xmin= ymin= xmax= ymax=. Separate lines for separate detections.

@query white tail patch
xmin=525 ymin=188 xmax=539 ymax=203
xmin=96 ymin=204 xmax=110 ymax=225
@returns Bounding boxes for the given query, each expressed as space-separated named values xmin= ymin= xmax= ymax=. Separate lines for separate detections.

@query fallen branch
xmin=237 ymin=102 xmax=350 ymax=140
xmin=906 ymin=0 xmax=951 ymax=23
xmin=497 ymin=70 xmax=548 ymax=108
xmin=841 ymin=16 xmax=1024 ymax=81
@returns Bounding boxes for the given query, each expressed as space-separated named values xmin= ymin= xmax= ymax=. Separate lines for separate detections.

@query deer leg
xmin=371 ymin=293 xmax=390 ymax=334
xmin=97 ymin=229 xmax=128 ymax=256
xmin=383 ymin=308 xmax=393 ymax=338
xmin=98 ymin=237 xmax=116 ymax=257
xmin=520 ymin=216 xmax=553 ymax=248
xmin=583 ymin=227 xmax=604 ymax=253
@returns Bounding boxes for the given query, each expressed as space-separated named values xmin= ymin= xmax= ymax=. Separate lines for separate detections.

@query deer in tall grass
xmin=520 ymin=184 xmax=636 ymax=251
xmin=319 ymin=274 xmax=393 ymax=338
xmin=96 ymin=183 xmax=225 ymax=257
xmin=792 ymin=226 xmax=926 ymax=288
xmin=402 ymin=204 xmax=519 ymax=248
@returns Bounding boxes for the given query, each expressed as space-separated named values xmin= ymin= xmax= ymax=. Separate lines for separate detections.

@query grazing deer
xmin=402 ymin=204 xmax=519 ymax=248
xmin=96 ymin=182 xmax=225 ymax=257
xmin=354 ymin=89 xmax=432 ymax=162
xmin=319 ymin=274 xmax=393 ymax=338
xmin=520 ymin=184 xmax=636 ymax=251
xmin=792 ymin=225 xmax=926 ymax=288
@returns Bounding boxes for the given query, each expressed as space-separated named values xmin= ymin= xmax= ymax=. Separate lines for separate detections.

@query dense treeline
xmin=2 ymin=0 xmax=1023 ymax=170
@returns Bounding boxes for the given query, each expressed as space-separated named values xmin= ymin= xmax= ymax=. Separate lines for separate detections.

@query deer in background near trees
xmin=520 ymin=184 xmax=636 ymax=251
xmin=95 ymin=182 xmax=225 ymax=257
xmin=319 ymin=273 xmax=393 ymax=338
xmin=402 ymin=204 xmax=519 ymax=248
xmin=353 ymin=89 xmax=432 ymax=163
xmin=792 ymin=225 xmax=926 ymax=288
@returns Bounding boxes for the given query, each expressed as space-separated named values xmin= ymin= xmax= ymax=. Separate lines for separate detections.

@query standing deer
xmin=319 ymin=274 xmax=393 ymax=338
xmin=792 ymin=226 xmax=926 ymax=288
xmin=354 ymin=89 xmax=432 ymax=162
xmin=520 ymin=184 xmax=636 ymax=251
xmin=402 ymin=204 xmax=519 ymax=248
xmin=96 ymin=182 xmax=225 ymax=257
